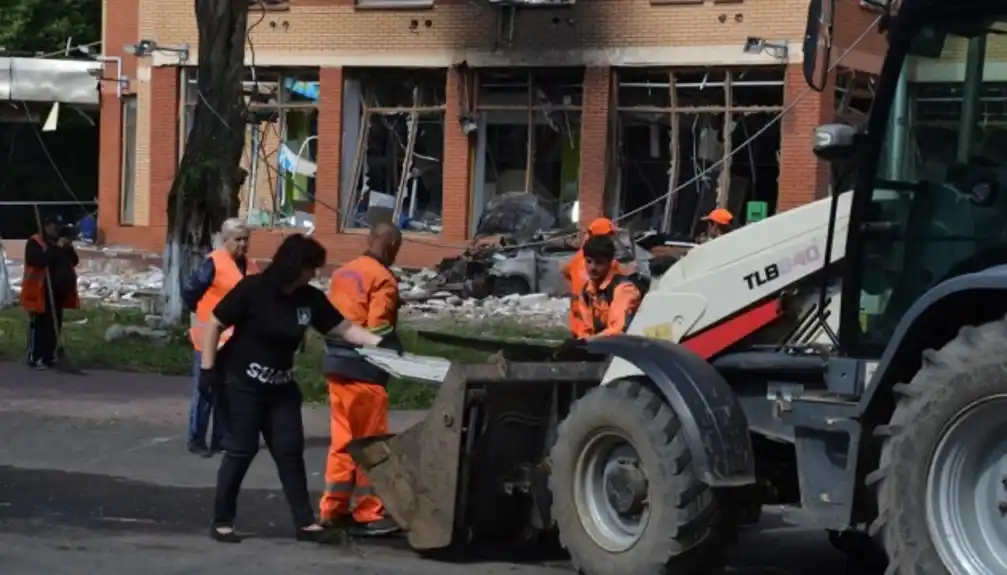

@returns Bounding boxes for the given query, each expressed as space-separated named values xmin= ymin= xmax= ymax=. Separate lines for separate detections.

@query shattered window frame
xmin=832 ymin=67 xmax=877 ymax=195
xmin=471 ymin=67 xmax=585 ymax=237
xmin=340 ymin=68 xmax=447 ymax=235
xmin=835 ymin=67 xmax=876 ymax=124
xmin=180 ymin=67 xmax=320 ymax=230
xmin=609 ymin=66 xmax=785 ymax=237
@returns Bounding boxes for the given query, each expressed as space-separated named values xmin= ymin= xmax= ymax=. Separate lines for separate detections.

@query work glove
xmin=553 ymin=337 xmax=585 ymax=358
xmin=377 ymin=334 xmax=406 ymax=356
xmin=198 ymin=367 xmax=220 ymax=398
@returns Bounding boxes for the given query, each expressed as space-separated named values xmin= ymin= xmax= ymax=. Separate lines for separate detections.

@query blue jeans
xmin=187 ymin=351 xmax=228 ymax=448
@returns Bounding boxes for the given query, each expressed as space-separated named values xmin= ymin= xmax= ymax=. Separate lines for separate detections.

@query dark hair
xmin=263 ymin=233 xmax=327 ymax=287
xmin=582 ymin=234 xmax=616 ymax=262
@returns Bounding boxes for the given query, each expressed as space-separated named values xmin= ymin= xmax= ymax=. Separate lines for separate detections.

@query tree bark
xmin=162 ymin=0 xmax=248 ymax=324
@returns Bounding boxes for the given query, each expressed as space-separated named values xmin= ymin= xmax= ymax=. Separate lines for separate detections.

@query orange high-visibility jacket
xmin=189 ymin=248 xmax=258 ymax=351
xmin=19 ymin=234 xmax=80 ymax=314
xmin=328 ymin=254 xmax=399 ymax=335
xmin=322 ymin=254 xmax=400 ymax=385
xmin=564 ymin=250 xmax=625 ymax=338
xmin=577 ymin=269 xmax=642 ymax=337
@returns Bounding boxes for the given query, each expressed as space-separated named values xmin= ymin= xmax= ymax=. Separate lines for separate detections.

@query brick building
xmin=97 ymin=0 xmax=887 ymax=268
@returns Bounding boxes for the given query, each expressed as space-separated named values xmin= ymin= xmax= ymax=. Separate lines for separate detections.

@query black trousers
xmin=27 ymin=306 xmax=63 ymax=365
xmin=213 ymin=377 xmax=315 ymax=529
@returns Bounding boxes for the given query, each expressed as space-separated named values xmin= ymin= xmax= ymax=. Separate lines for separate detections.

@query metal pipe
xmin=94 ymin=55 xmax=125 ymax=99
xmin=177 ymin=67 xmax=187 ymax=163
xmin=957 ymin=35 xmax=987 ymax=163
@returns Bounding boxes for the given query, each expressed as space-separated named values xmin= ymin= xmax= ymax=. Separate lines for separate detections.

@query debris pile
xmin=402 ymin=292 xmax=570 ymax=326
xmin=5 ymin=261 xmax=165 ymax=309
xmin=3 ymin=254 xmax=570 ymax=326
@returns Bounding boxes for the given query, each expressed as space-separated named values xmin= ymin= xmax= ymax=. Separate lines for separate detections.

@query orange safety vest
xmin=578 ymin=270 xmax=642 ymax=337
xmin=19 ymin=235 xmax=80 ymax=314
xmin=322 ymin=254 xmax=400 ymax=385
xmin=565 ymin=249 xmax=625 ymax=338
xmin=189 ymin=248 xmax=258 ymax=351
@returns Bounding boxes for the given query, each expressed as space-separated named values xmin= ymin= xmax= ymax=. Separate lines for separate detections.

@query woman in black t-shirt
xmin=198 ymin=234 xmax=393 ymax=544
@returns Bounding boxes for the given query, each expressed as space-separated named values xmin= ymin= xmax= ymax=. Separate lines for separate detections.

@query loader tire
xmin=549 ymin=379 xmax=727 ymax=575
xmin=867 ymin=318 xmax=1007 ymax=575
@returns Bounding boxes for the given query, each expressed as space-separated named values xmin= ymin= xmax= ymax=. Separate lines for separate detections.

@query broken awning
xmin=0 ymin=57 xmax=102 ymax=106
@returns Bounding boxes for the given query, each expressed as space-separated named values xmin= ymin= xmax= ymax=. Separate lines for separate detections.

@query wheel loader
xmin=350 ymin=2 xmax=1007 ymax=573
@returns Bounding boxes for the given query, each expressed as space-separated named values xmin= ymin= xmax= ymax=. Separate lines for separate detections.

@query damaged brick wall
xmin=99 ymin=0 xmax=888 ymax=267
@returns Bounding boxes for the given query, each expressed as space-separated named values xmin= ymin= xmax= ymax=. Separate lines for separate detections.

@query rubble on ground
xmin=0 ymin=213 xmax=694 ymax=328
xmin=2 ymin=253 xmax=569 ymax=326
xmin=400 ymin=291 xmax=569 ymax=326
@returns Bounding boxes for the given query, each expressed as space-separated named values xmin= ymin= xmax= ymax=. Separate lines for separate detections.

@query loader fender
xmin=584 ymin=335 xmax=756 ymax=486
xmin=858 ymin=267 xmax=1007 ymax=414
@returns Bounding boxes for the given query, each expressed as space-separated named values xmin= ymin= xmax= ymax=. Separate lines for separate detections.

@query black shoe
xmin=296 ymin=526 xmax=341 ymax=543
xmin=187 ymin=442 xmax=212 ymax=458
xmin=348 ymin=517 xmax=400 ymax=537
xmin=210 ymin=524 xmax=241 ymax=543
xmin=319 ymin=516 xmax=357 ymax=530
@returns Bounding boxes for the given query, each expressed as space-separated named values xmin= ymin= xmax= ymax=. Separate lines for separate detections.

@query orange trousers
xmin=319 ymin=377 xmax=389 ymax=523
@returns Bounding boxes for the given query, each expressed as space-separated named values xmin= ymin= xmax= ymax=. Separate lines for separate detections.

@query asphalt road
xmin=0 ymin=363 xmax=868 ymax=575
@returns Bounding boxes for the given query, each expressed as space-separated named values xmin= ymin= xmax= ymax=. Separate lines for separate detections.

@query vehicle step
xmin=790 ymin=390 xmax=858 ymax=406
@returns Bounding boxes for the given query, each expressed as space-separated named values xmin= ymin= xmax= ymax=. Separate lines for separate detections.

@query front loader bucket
xmin=348 ymin=359 xmax=606 ymax=552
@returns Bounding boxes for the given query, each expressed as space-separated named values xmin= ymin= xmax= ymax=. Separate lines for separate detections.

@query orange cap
xmin=587 ymin=218 xmax=618 ymax=236
xmin=702 ymin=208 xmax=733 ymax=226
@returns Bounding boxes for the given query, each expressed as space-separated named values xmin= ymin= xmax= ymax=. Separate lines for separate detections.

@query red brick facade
xmin=99 ymin=0 xmax=886 ymax=268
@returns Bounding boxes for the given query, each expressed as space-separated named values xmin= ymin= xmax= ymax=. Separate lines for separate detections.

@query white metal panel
xmin=602 ymin=191 xmax=853 ymax=385
xmin=0 ymin=57 xmax=102 ymax=105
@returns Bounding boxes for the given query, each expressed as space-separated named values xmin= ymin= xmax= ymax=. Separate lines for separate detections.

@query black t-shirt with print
xmin=212 ymin=274 xmax=345 ymax=386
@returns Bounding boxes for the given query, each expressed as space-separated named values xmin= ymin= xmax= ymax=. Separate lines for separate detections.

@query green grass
xmin=0 ymin=306 xmax=566 ymax=409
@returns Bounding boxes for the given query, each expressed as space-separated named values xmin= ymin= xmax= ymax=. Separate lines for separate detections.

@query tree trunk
xmin=162 ymin=0 xmax=249 ymax=325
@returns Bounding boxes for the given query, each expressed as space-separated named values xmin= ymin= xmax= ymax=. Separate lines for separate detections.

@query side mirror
xmin=803 ymin=0 xmax=835 ymax=92
xmin=813 ymin=124 xmax=858 ymax=161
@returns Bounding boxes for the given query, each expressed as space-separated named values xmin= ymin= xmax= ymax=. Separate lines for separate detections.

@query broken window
xmin=610 ymin=67 xmax=784 ymax=237
xmin=470 ymin=68 xmax=584 ymax=236
xmin=340 ymin=69 xmax=445 ymax=234
xmin=181 ymin=68 xmax=319 ymax=230
xmin=835 ymin=67 xmax=876 ymax=125
xmin=833 ymin=68 xmax=877 ymax=191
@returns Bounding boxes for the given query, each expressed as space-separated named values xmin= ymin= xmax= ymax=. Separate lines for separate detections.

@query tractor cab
xmin=807 ymin=0 xmax=1007 ymax=358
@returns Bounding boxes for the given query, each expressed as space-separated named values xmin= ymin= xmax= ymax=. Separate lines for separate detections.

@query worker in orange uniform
xmin=183 ymin=218 xmax=258 ymax=457
xmin=21 ymin=212 xmax=80 ymax=370
xmin=570 ymin=234 xmax=642 ymax=341
xmin=699 ymin=207 xmax=733 ymax=242
xmin=320 ymin=222 xmax=404 ymax=536
xmin=563 ymin=217 xmax=624 ymax=339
